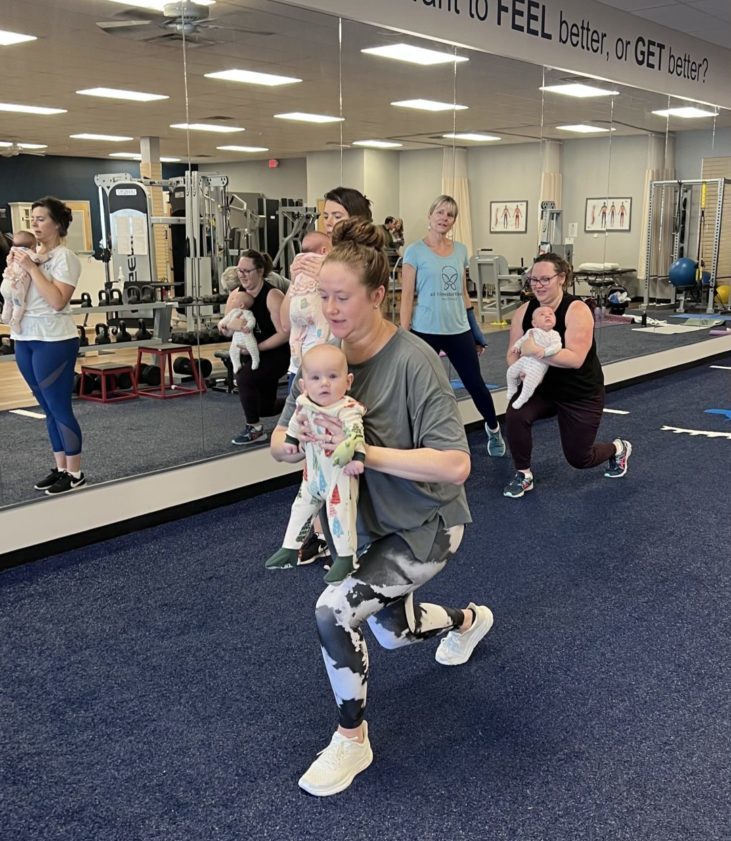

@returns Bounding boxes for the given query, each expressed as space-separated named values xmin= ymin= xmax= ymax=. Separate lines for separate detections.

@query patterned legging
xmin=315 ymin=524 xmax=467 ymax=729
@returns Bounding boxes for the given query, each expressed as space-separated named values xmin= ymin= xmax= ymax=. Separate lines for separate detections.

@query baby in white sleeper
xmin=218 ymin=299 xmax=260 ymax=372
xmin=506 ymin=305 xmax=562 ymax=409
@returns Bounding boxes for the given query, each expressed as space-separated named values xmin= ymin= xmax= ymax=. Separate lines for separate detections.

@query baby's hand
xmin=343 ymin=460 xmax=364 ymax=477
xmin=282 ymin=442 xmax=299 ymax=456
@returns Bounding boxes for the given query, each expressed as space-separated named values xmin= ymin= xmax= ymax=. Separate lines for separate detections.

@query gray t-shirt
xmin=278 ymin=328 xmax=472 ymax=560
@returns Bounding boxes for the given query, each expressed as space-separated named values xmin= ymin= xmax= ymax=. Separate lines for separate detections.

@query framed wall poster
xmin=584 ymin=197 xmax=631 ymax=232
xmin=490 ymin=200 xmax=528 ymax=233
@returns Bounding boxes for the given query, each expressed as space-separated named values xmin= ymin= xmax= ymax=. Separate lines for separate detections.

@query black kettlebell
xmin=135 ymin=319 xmax=152 ymax=341
xmin=77 ymin=326 xmax=89 ymax=347
xmin=95 ymin=324 xmax=111 ymax=345
xmin=115 ymin=320 xmax=132 ymax=342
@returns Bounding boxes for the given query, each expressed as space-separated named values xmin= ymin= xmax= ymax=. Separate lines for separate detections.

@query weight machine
xmin=537 ymin=200 xmax=573 ymax=266
xmin=273 ymin=204 xmax=317 ymax=277
xmin=644 ymin=178 xmax=730 ymax=314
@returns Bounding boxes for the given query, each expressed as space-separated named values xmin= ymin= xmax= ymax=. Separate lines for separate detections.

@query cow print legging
xmin=315 ymin=524 xmax=467 ymax=729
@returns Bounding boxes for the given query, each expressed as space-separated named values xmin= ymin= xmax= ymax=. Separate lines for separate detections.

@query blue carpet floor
xmin=1 ymin=362 xmax=729 ymax=841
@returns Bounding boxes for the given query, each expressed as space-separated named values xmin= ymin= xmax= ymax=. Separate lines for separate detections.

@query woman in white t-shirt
xmin=9 ymin=197 xmax=85 ymax=495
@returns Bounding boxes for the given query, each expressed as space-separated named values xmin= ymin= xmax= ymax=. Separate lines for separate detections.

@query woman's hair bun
xmin=331 ymin=217 xmax=386 ymax=250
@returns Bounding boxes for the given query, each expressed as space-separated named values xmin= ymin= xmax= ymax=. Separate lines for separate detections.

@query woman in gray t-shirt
xmin=271 ymin=217 xmax=494 ymax=798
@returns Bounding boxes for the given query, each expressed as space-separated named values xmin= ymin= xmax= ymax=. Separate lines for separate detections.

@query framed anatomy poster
xmin=490 ymin=200 xmax=528 ymax=233
xmin=584 ymin=197 xmax=631 ymax=232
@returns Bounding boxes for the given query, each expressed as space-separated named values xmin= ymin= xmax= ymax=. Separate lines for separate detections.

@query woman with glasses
xmin=223 ymin=249 xmax=289 ymax=445
xmin=502 ymin=253 xmax=632 ymax=498
xmin=400 ymin=195 xmax=505 ymax=456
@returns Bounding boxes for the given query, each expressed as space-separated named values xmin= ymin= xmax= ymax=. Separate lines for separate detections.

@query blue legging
xmin=14 ymin=338 xmax=82 ymax=456
xmin=412 ymin=329 xmax=498 ymax=428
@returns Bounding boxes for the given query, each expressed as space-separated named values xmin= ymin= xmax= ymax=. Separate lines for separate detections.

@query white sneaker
xmin=435 ymin=603 xmax=494 ymax=666
xmin=298 ymin=722 xmax=373 ymax=797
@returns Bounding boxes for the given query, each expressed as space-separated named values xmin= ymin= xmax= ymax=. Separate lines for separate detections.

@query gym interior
xmin=1 ymin=1 xmax=730 ymax=838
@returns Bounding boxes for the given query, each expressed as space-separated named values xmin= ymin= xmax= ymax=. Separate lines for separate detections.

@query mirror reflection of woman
xmin=224 ymin=249 xmax=289 ymax=446
xmin=400 ymin=195 xmax=505 ymax=456
xmin=10 ymin=197 xmax=85 ymax=495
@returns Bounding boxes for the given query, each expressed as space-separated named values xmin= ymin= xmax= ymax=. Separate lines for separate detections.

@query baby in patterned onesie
xmin=506 ymin=306 xmax=562 ymax=409
xmin=265 ymin=343 xmax=366 ymax=584
xmin=217 ymin=297 xmax=260 ymax=373
xmin=1 ymin=230 xmax=47 ymax=333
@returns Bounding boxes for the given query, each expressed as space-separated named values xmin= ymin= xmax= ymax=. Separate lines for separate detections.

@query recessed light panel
xmin=0 ymin=102 xmax=66 ymax=115
xmin=392 ymin=99 xmax=468 ymax=112
xmin=170 ymin=123 xmax=244 ymax=133
xmin=443 ymin=132 xmax=500 ymax=142
xmin=217 ymin=145 xmax=270 ymax=153
xmin=205 ymin=69 xmax=301 ymax=87
xmin=352 ymin=140 xmax=403 ymax=149
xmin=540 ymin=83 xmax=619 ymax=98
xmin=652 ymin=106 xmax=718 ymax=119
xmin=108 ymin=0 xmax=215 ymax=9
xmin=274 ymin=113 xmax=344 ymax=124
xmin=556 ymin=124 xmax=614 ymax=134
xmin=0 ymin=29 xmax=37 ymax=46
xmin=76 ymin=87 xmax=169 ymax=102
xmin=362 ymin=44 xmax=468 ymax=66
xmin=18 ymin=143 xmax=47 ymax=149
xmin=71 ymin=133 xmax=134 ymax=141
xmin=109 ymin=152 xmax=180 ymax=162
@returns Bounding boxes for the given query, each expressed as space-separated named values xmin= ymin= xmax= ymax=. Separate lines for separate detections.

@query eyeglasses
xmin=525 ymin=273 xmax=560 ymax=287
xmin=236 ymin=267 xmax=258 ymax=276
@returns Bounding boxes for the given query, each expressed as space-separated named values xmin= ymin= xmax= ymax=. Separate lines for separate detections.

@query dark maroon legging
xmin=505 ymin=390 xmax=615 ymax=471
xmin=234 ymin=346 xmax=289 ymax=424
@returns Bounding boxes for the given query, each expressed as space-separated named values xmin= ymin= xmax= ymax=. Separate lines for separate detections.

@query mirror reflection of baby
xmin=506 ymin=306 xmax=562 ymax=409
xmin=265 ymin=344 xmax=366 ymax=584
xmin=217 ymin=295 xmax=259 ymax=372
xmin=1 ymin=231 xmax=47 ymax=333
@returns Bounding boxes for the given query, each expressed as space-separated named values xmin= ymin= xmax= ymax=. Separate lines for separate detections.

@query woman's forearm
xmin=30 ymin=265 xmax=69 ymax=311
xmin=257 ymin=330 xmax=288 ymax=352
xmin=364 ymin=444 xmax=470 ymax=485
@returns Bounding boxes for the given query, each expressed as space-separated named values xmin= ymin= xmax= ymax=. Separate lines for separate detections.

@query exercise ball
xmin=668 ymin=257 xmax=698 ymax=288
xmin=715 ymin=284 xmax=730 ymax=306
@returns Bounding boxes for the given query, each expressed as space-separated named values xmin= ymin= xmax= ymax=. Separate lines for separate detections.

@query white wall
xmin=305 ymin=150 xmax=365 ymax=207
xmin=398 ymin=149 xmax=442 ymax=247
xmin=467 ymin=143 xmax=543 ymax=267
xmin=675 ymin=128 xmax=731 ymax=180
xmin=362 ymin=150 xmax=400 ymax=225
xmin=199 ymin=157 xmax=307 ymax=199
xmin=561 ymin=135 xmax=647 ymax=269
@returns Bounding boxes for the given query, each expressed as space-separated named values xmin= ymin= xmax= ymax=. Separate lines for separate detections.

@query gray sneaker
xmin=485 ymin=424 xmax=506 ymax=457
xmin=231 ymin=424 xmax=266 ymax=446
xmin=604 ymin=439 xmax=632 ymax=478
xmin=435 ymin=603 xmax=494 ymax=666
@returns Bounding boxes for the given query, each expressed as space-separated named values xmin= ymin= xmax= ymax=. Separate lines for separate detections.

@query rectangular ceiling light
xmin=170 ymin=123 xmax=244 ymax=133
xmin=362 ymin=44 xmax=468 ymax=66
xmin=217 ymin=145 xmax=270 ymax=152
xmin=0 ymin=29 xmax=37 ymax=46
xmin=540 ymin=83 xmax=619 ymax=98
xmin=652 ymin=106 xmax=718 ymax=119
xmin=392 ymin=99 xmax=468 ymax=112
xmin=0 ymin=102 xmax=66 ymax=115
xmin=108 ymin=0 xmax=215 ymax=9
xmin=18 ymin=143 xmax=47 ymax=149
xmin=352 ymin=140 xmax=403 ymax=149
xmin=71 ymin=133 xmax=134 ymax=141
xmin=205 ymin=69 xmax=301 ymax=87
xmin=556 ymin=124 xmax=614 ymax=133
xmin=274 ymin=112 xmax=344 ymax=124
xmin=109 ymin=152 xmax=181 ymax=162
xmin=443 ymin=132 xmax=500 ymax=142
xmin=76 ymin=87 xmax=169 ymax=102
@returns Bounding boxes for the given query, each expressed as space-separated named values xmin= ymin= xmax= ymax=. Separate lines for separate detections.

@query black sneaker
xmin=34 ymin=468 xmax=62 ymax=491
xmin=231 ymin=424 xmax=266 ymax=446
xmin=604 ymin=439 xmax=632 ymax=478
xmin=298 ymin=531 xmax=330 ymax=565
xmin=45 ymin=471 xmax=87 ymax=496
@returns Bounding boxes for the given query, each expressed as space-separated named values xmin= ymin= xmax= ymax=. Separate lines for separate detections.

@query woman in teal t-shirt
xmin=400 ymin=195 xmax=504 ymax=456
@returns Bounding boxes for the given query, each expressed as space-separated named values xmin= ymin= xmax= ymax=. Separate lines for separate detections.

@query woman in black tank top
xmin=222 ymin=249 xmax=289 ymax=445
xmin=501 ymin=253 xmax=632 ymax=498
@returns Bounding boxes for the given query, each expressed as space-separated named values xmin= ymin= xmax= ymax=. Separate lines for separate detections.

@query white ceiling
xmin=598 ymin=0 xmax=731 ymax=47
xmin=1 ymin=0 xmax=729 ymax=163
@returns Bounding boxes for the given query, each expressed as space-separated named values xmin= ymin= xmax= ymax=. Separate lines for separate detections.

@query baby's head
xmin=299 ymin=343 xmax=351 ymax=408
xmin=301 ymin=230 xmax=332 ymax=256
xmin=532 ymin=306 xmax=556 ymax=331
xmin=12 ymin=230 xmax=36 ymax=249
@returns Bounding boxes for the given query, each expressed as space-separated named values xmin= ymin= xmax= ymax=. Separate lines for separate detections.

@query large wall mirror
xmin=1 ymin=0 xmax=729 ymax=515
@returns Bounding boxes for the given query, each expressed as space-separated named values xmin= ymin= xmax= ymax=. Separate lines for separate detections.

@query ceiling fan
xmin=0 ymin=143 xmax=47 ymax=157
xmin=96 ymin=1 xmax=274 ymax=46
